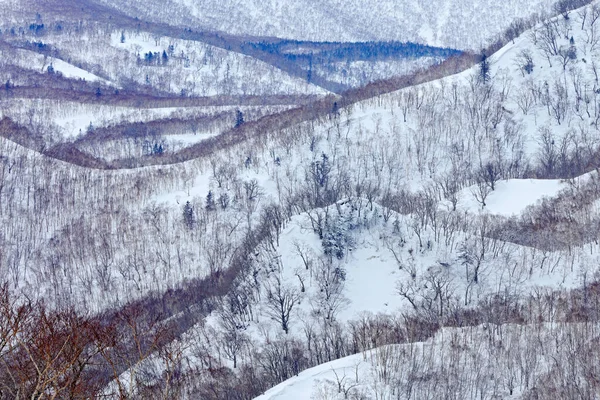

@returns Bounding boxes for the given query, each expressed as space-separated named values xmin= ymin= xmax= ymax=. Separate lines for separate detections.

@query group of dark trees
xmin=249 ymin=39 xmax=461 ymax=67
xmin=142 ymin=50 xmax=169 ymax=66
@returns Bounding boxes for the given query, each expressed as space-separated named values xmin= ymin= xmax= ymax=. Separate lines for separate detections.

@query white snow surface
xmin=254 ymin=351 xmax=369 ymax=400
xmin=458 ymin=178 xmax=566 ymax=216
xmin=11 ymin=0 xmax=598 ymax=315
xmin=0 ymin=47 xmax=113 ymax=85
xmin=274 ymin=209 xmax=406 ymax=322
xmin=142 ymin=2 xmax=600 ymax=340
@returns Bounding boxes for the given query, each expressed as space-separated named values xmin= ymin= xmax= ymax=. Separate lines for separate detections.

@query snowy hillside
xmin=2 ymin=0 xmax=600 ymax=399
xmin=95 ymin=0 xmax=555 ymax=50
xmin=256 ymin=322 xmax=600 ymax=399
xmin=0 ymin=28 xmax=327 ymax=97
xmin=0 ymin=0 xmax=595 ymax=331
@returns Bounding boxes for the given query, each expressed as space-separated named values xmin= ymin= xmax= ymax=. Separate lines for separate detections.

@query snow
xmin=171 ymin=7 xmax=600 ymax=369
xmin=164 ymin=3 xmax=600 ymax=349
xmin=0 ymin=47 xmax=113 ymax=85
xmin=104 ymin=31 xmax=329 ymax=96
xmin=113 ymin=34 xmax=164 ymax=54
xmin=314 ymin=57 xmax=442 ymax=88
xmin=341 ymin=247 xmax=403 ymax=319
xmin=459 ymin=178 xmax=566 ymax=216
xmin=11 ymin=1 xmax=600 ymax=396
xmin=8 ymin=0 xmax=596 ymax=317
xmin=0 ymin=99 xmax=291 ymax=141
xmin=266 ymin=199 xmax=583 ymax=325
xmin=254 ymin=352 xmax=368 ymax=400
xmin=98 ymin=0 xmax=556 ymax=50
xmin=151 ymin=173 xmax=213 ymax=206
xmin=271 ymin=211 xmax=405 ymax=323
xmin=254 ymin=321 xmax=600 ymax=400
xmin=48 ymin=58 xmax=114 ymax=85
xmin=456 ymin=168 xmax=596 ymax=217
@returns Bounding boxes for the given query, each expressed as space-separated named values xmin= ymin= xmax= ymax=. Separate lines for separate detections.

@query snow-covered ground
xmin=199 ymin=196 xmax=585 ymax=348
xmin=0 ymin=47 xmax=114 ymax=85
xmin=32 ymin=30 xmax=329 ymax=97
xmin=97 ymin=0 xmax=556 ymax=50
xmin=70 ymin=0 xmax=600 ymax=317
xmin=458 ymin=178 xmax=566 ymax=216
xmin=0 ymin=100 xmax=291 ymax=142
xmin=255 ymin=351 xmax=370 ymax=400
xmin=3 ymin=0 xmax=594 ymax=319
xmin=313 ymin=57 xmax=443 ymax=88
xmin=179 ymin=8 xmax=600 ymax=396
xmin=255 ymin=322 xmax=600 ymax=400
xmin=4 ymin=0 xmax=600 ymax=399
xmin=0 ymin=1 xmax=596 ymax=397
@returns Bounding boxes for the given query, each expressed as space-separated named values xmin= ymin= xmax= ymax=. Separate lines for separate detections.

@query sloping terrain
xmin=1 ymin=0 xmax=600 ymax=399
xmin=256 ymin=322 xmax=600 ymax=399
xmin=94 ymin=0 xmax=555 ymax=50
xmin=0 ymin=0 xmax=465 ymax=96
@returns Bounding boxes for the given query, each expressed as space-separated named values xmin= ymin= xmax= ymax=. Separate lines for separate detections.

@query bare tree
xmin=156 ymin=340 xmax=186 ymax=399
xmin=537 ymin=21 xmax=560 ymax=66
xmin=537 ymin=126 xmax=558 ymax=177
xmin=435 ymin=172 xmax=461 ymax=212
xmin=292 ymin=240 xmax=315 ymax=272
xmin=514 ymin=86 xmax=536 ymax=115
xmin=311 ymin=257 xmax=349 ymax=321
xmin=218 ymin=324 xmax=248 ymax=369
xmin=557 ymin=45 xmax=577 ymax=71
xmin=547 ymin=80 xmax=570 ymax=125
xmin=479 ymin=161 xmax=502 ymax=191
xmin=96 ymin=304 xmax=172 ymax=399
xmin=471 ymin=180 xmax=492 ymax=209
xmin=0 ymin=287 xmax=109 ymax=399
xmin=263 ymin=275 xmax=301 ymax=334
xmin=584 ymin=4 xmax=600 ymax=50
xmin=514 ymin=49 xmax=534 ymax=77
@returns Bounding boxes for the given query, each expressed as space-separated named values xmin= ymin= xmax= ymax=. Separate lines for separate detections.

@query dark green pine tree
xmin=235 ymin=110 xmax=244 ymax=128
xmin=479 ymin=54 xmax=491 ymax=84
xmin=205 ymin=191 xmax=216 ymax=211
xmin=183 ymin=201 xmax=194 ymax=229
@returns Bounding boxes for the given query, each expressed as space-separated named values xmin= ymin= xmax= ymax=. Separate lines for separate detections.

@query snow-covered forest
xmin=1 ymin=0 xmax=600 ymax=399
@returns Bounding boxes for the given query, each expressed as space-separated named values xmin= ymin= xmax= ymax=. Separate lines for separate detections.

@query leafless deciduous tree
xmin=263 ymin=275 xmax=301 ymax=334
xmin=538 ymin=21 xmax=561 ymax=66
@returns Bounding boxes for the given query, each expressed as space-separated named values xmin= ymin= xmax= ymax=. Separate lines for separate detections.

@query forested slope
xmin=1 ymin=0 xmax=600 ymax=399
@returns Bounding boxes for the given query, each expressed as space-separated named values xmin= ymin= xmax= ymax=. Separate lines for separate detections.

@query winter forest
xmin=1 ymin=0 xmax=600 ymax=398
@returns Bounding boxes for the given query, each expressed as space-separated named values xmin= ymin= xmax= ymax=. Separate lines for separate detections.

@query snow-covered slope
xmin=457 ymin=178 xmax=567 ymax=215
xmin=96 ymin=0 xmax=555 ymax=50
xmin=0 ymin=99 xmax=291 ymax=142
xmin=254 ymin=351 xmax=370 ymax=400
xmin=29 ymin=29 xmax=328 ymax=97
xmin=255 ymin=322 xmax=600 ymax=399
xmin=3 ymin=0 xmax=597 ymax=317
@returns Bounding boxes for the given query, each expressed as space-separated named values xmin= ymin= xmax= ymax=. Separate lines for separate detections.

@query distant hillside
xmin=93 ymin=0 xmax=555 ymax=49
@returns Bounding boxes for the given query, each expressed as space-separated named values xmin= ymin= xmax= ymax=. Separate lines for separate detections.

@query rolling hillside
xmin=94 ymin=0 xmax=555 ymax=50
xmin=1 ymin=0 xmax=600 ymax=399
